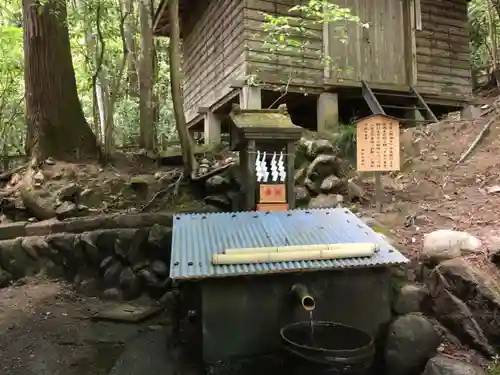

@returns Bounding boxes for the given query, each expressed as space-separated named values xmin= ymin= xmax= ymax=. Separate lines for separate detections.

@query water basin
xmin=280 ymin=321 xmax=375 ymax=375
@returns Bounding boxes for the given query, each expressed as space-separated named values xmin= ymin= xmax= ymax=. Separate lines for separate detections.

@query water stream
xmin=308 ymin=310 xmax=314 ymax=346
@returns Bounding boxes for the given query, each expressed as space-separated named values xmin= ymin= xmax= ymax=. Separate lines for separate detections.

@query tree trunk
xmin=124 ymin=0 xmax=139 ymax=98
xmin=152 ymin=39 xmax=161 ymax=146
xmin=488 ymin=0 xmax=500 ymax=87
xmin=78 ymin=0 xmax=100 ymax=141
xmin=96 ymin=75 xmax=108 ymax=142
xmin=168 ymin=0 xmax=197 ymax=177
xmin=23 ymin=0 xmax=100 ymax=162
xmin=138 ymin=0 xmax=156 ymax=151
xmin=491 ymin=0 xmax=500 ymax=21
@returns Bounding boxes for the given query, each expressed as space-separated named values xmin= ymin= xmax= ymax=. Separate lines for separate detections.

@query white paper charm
xmin=255 ymin=150 xmax=262 ymax=181
xmin=270 ymin=152 xmax=279 ymax=182
xmin=260 ymin=151 xmax=269 ymax=182
xmin=277 ymin=151 xmax=286 ymax=182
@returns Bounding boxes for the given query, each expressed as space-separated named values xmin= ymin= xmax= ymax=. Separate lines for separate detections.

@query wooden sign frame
xmin=356 ymin=114 xmax=401 ymax=172
xmin=259 ymin=183 xmax=287 ymax=203
xmin=257 ymin=203 xmax=289 ymax=211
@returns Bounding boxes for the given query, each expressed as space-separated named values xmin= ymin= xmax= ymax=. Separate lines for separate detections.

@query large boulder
xmin=294 ymin=186 xmax=310 ymax=205
xmin=393 ymin=284 xmax=428 ymax=315
xmin=385 ymin=314 xmax=440 ymax=375
xmin=308 ymin=194 xmax=343 ymax=209
xmin=147 ymin=225 xmax=172 ymax=264
xmin=0 ymin=266 xmax=12 ymax=287
xmin=308 ymin=139 xmax=335 ymax=158
xmin=422 ymin=230 xmax=482 ymax=263
xmin=306 ymin=154 xmax=341 ymax=182
xmin=320 ymin=175 xmax=343 ymax=194
xmin=422 ymin=355 xmax=486 ymax=375
xmin=205 ymin=175 xmax=230 ymax=193
xmin=0 ymin=238 xmax=41 ymax=278
xmin=297 ymin=138 xmax=335 ymax=160
xmin=426 ymin=257 xmax=500 ymax=355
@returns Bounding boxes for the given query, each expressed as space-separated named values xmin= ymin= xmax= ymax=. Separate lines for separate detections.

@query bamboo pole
xmin=212 ymin=243 xmax=376 ymax=265
xmin=224 ymin=242 xmax=377 ymax=254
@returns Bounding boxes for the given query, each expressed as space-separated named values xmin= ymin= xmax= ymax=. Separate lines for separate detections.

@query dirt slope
xmin=366 ymin=110 xmax=500 ymax=281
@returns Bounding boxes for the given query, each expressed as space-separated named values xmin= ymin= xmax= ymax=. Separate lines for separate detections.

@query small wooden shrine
xmin=228 ymin=105 xmax=304 ymax=211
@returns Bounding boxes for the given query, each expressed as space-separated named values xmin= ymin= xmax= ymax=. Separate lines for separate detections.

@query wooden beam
xmin=204 ymin=111 xmax=222 ymax=145
xmin=403 ymin=0 xmax=417 ymax=86
xmin=153 ymin=0 xmax=169 ymax=35
xmin=317 ymin=93 xmax=339 ymax=133
xmin=415 ymin=0 xmax=422 ymax=31
xmin=239 ymin=86 xmax=262 ymax=109
xmin=188 ymin=90 xmax=240 ymax=128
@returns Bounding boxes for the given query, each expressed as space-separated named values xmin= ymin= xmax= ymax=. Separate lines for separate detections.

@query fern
xmin=333 ymin=122 xmax=357 ymax=163
xmin=488 ymin=355 xmax=500 ymax=375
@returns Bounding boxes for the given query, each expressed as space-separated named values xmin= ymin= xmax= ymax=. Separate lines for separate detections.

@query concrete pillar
xmin=204 ymin=111 xmax=221 ymax=145
xmin=317 ymin=92 xmax=339 ymax=134
xmin=239 ymin=86 xmax=262 ymax=109
xmin=405 ymin=106 xmax=426 ymax=124
xmin=415 ymin=108 xmax=426 ymax=122
xmin=461 ymin=105 xmax=482 ymax=120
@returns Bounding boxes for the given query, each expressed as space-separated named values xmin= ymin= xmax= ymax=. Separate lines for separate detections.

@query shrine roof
xmin=229 ymin=109 xmax=300 ymax=129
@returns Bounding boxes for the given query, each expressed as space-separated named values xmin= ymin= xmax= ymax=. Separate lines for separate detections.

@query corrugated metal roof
xmin=170 ymin=208 xmax=409 ymax=280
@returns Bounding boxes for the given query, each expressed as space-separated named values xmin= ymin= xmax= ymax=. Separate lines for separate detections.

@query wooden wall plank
xmin=178 ymin=0 xmax=472 ymax=124
xmin=182 ymin=0 xmax=245 ymax=123
xmin=244 ymin=0 xmax=325 ymax=87
xmin=415 ymin=0 xmax=472 ymax=98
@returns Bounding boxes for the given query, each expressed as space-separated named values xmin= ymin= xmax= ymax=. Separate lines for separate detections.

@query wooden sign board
xmin=257 ymin=203 xmax=289 ymax=211
xmin=356 ymin=114 xmax=401 ymax=172
xmin=259 ymin=184 xmax=286 ymax=203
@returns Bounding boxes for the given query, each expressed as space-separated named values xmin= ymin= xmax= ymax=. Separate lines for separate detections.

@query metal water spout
xmin=291 ymin=284 xmax=316 ymax=311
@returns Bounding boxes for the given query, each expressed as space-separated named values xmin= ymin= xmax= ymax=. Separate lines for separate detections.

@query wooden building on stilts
xmin=153 ymin=0 xmax=472 ymax=144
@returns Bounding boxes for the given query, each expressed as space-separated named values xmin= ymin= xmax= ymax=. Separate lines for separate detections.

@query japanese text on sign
xmin=259 ymin=184 xmax=286 ymax=203
xmin=356 ymin=115 xmax=400 ymax=172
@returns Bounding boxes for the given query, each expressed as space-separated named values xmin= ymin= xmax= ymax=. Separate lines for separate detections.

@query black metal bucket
xmin=280 ymin=321 xmax=375 ymax=375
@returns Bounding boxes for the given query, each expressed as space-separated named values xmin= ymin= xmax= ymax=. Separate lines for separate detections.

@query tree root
xmin=190 ymin=162 xmax=234 ymax=182
xmin=457 ymin=115 xmax=497 ymax=165
xmin=19 ymin=183 xmax=57 ymax=220
xmin=0 ymin=164 xmax=28 ymax=183
xmin=138 ymin=171 xmax=185 ymax=213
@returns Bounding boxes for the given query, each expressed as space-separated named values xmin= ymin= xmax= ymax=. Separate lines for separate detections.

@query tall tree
xmin=124 ymin=0 xmax=139 ymax=98
xmin=23 ymin=0 xmax=100 ymax=162
xmin=138 ymin=0 xmax=155 ymax=151
xmin=168 ymin=0 xmax=197 ymax=177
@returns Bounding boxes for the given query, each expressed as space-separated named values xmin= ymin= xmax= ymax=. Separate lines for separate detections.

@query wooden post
xmin=245 ymin=140 xmax=257 ymax=210
xmin=317 ymin=92 xmax=339 ymax=134
xmin=403 ymin=0 xmax=417 ymax=86
xmin=239 ymin=86 xmax=262 ymax=109
xmin=203 ymin=111 xmax=221 ymax=145
xmin=375 ymin=173 xmax=382 ymax=212
xmin=404 ymin=105 xmax=425 ymax=124
xmin=286 ymin=142 xmax=296 ymax=208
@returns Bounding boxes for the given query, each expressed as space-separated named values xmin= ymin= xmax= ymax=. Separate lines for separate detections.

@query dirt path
xmin=0 ymin=278 xmax=127 ymax=375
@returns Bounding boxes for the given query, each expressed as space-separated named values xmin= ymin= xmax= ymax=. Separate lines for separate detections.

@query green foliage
xmin=0 ymin=0 xmax=176 ymax=159
xmin=0 ymin=8 xmax=25 ymax=156
xmin=469 ymin=0 xmax=490 ymax=69
xmin=334 ymin=122 xmax=357 ymax=162
xmin=488 ymin=355 xmax=500 ymax=375
xmin=256 ymin=0 xmax=367 ymax=83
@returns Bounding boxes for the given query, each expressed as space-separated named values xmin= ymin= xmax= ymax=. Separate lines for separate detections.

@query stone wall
xmin=0 ymin=213 xmax=175 ymax=301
